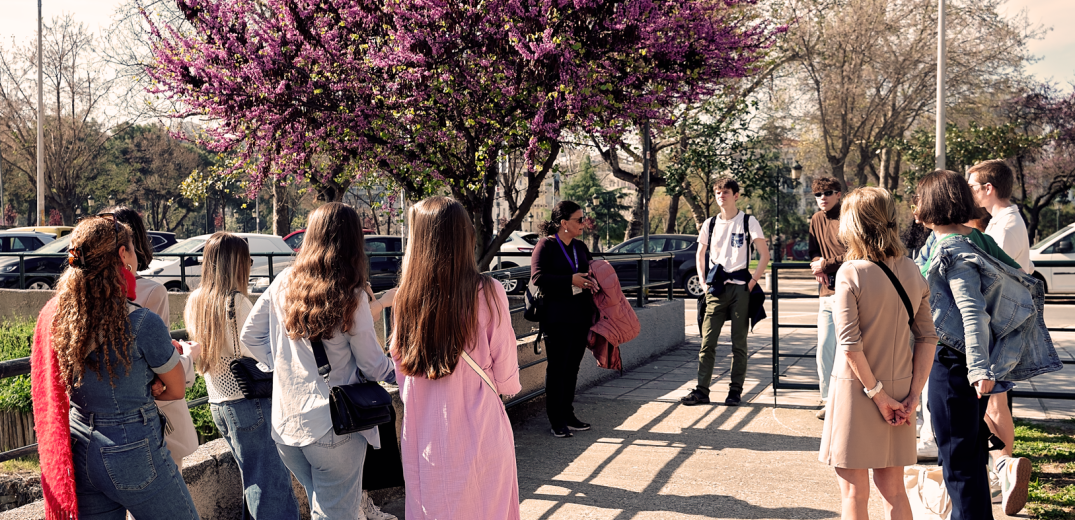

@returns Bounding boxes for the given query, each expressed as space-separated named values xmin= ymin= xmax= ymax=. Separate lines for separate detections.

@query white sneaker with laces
xmin=997 ymin=456 xmax=1032 ymax=515
xmin=362 ymin=491 xmax=397 ymax=520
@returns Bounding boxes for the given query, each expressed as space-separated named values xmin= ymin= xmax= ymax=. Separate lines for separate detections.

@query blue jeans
xmin=70 ymin=404 xmax=198 ymax=520
xmin=211 ymin=398 xmax=300 ymax=520
xmin=276 ymin=428 xmax=368 ymax=520
xmin=930 ymin=345 xmax=994 ymax=520
xmin=816 ymin=296 xmax=837 ymax=401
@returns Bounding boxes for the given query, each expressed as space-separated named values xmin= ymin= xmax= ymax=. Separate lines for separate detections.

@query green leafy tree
xmin=563 ymin=157 xmax=629 ymax=251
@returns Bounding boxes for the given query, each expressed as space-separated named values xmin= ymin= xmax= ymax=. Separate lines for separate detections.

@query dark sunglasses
xmin=565 ymin=217 xmax=585 ymax=224
xmin=814 ymin=190 xmax=838 ymax=198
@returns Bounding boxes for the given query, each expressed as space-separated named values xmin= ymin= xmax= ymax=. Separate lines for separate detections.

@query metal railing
xmin=770 ymin=259 xmax=1075 ymax=404
xmin=0 ymin=250 xmax=675 ymax=462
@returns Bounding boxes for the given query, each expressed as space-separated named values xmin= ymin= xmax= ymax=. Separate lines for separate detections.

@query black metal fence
xmin=769 ymin=259 xmax=1075 ymax=404
xmin=0 ymin=250 xmax=675 ymax=463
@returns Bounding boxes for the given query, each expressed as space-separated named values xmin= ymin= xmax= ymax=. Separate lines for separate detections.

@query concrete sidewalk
xmin=378 ymin=299 xmax=1073 ymax=519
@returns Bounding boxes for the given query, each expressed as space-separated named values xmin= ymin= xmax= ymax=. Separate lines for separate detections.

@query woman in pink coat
xmin=391 ymin=196 xmax=522 ymax=519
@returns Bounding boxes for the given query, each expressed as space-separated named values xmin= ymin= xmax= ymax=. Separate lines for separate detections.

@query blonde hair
xmin=838 ymin=187 xmax=907 ymax=262
xmin=185 ymin=233 xmax=251 ymax=373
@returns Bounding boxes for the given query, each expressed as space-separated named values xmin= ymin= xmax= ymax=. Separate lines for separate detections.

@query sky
xmin=0 ymin=0 xmax=1073 ymax=85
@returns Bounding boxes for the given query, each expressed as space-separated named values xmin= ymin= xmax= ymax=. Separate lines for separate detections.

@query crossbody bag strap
xmin=310 ymin=338 xmax=333 ymax=386
xmin=460 ymin=350 xmax=498 ymax=395
xmin=227 ymin=291 xmax=242 ymax=358
xmin=871 ymin=261 xmax=915 ymax=328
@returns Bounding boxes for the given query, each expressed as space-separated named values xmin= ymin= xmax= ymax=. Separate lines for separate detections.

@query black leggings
xmin=543 ymin=323 xmax=591 ymax=427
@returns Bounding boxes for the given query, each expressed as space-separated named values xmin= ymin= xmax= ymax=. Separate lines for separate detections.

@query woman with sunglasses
xmin=531 ymin=200 xmax=596 ymax=438
xmin=31 ymin=215 xmax=198 ymax=519
xmin=184 ymin=233 xmax=299 ymax=519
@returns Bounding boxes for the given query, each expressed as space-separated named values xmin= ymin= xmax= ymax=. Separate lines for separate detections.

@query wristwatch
xmin=864 ymin=381 xmax=883 ymax=399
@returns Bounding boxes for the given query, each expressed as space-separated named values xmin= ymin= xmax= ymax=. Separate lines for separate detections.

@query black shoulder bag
xmin=227 ymin=291 xmax=273 ymax=398
xmin=870 ymin=261 xmax=915 ymax=328
xmin=310 ymin=338 xmax=394 ymax=435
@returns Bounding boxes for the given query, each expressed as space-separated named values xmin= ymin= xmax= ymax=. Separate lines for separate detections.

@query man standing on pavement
xmin=681 ymin=178 xmax=769 ymax=407
xmin=968 ymin=159 xmax=1035 ymax=515
xmin=807 ymin=177 xmax=846 ymax=420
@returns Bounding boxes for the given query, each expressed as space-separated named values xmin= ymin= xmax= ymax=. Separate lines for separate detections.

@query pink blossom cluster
xmin=146 ymin=0 xmax=783 ymax=194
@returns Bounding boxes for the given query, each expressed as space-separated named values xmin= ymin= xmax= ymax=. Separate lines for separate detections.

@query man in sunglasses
xmin=807 ymin=177 xmax=846 ymax=420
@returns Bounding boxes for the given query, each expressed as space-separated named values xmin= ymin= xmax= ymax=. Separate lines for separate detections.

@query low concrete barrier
xmin=0 ymin=294 xmax=685 ymax=519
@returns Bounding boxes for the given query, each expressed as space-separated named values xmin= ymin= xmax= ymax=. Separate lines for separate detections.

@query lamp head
xmin=790 ymin=161 xmax=803 ymax=181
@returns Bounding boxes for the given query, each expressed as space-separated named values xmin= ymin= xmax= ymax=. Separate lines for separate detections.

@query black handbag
xmin=310 ymin=338 xmax=394 ymax=435
xmin=225 ymin=291 xmax=273 ymax=399
xmin=523 ymin=279 xmax=543 ymax=322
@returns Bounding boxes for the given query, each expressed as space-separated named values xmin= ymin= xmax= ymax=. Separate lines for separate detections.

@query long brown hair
xmin=393 ymin=196 xmax=500 ymax=379
xmin=51 ymin=216 xmax=135 ymax=388
xmin=185 ymin=233 xmax=251 ymax=373
xmin=284 ymin=203 xmax=368 ymax=340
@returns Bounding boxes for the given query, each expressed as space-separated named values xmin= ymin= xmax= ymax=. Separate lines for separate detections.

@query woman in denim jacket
xmin=913 ymin=171 xmax=1061 ymax=520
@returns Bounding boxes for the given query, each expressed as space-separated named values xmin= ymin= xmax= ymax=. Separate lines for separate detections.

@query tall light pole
xmin=36 ymin=0 xmax=44 ymax=225
xmin=935 ymin=0 xmax=946 ymax=170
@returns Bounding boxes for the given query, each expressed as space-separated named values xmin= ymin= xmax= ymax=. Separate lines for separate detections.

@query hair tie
xmin=67 ymin=247 xmax=85 ymax=269
xmin=887 ymin=222 xmax=897 ymax=229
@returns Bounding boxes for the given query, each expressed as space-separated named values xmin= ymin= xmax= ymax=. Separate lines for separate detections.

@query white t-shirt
xmin=697 ymin=210 xmax=765 ymax=284
xmin=985 ymin=205 xmax=1033 ymax=274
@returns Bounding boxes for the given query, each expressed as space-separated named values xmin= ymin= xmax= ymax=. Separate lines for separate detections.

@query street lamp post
xmin=527 ymin=214 xmax=533 ymax=232
xmin=87 ymin=195 xmax=95 ymax=213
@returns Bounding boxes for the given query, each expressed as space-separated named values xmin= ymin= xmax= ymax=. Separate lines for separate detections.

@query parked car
xmin=147 ymin=231 xmax=178 ymax=252
xmin=8 ymin=226 xmax=74 ymax=238
xmin=142 ymin=233 xmax=294 ymax=292
xmin=249 ymin=235 xmax=403 ymax=293
xmin=490 ymin=231 xmax=540 ymax=293
xmin=0 ymin=231 xmax=55 ymax=253
xmin=282 ymin=228 xmax=376 ymax=252
xmin=1030 ymin=222 xmax=1075 ymax=293
xmin=0 ymin=235 xmax=72 ymax=290
xmin=606 ymin=234 xmax=702 ymax=296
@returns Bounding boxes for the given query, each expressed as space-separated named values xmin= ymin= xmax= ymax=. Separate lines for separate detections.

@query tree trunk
xmin=829 ymin=157 xmax=848 ymax=188
xmin=273 ymin=183 xmax=290 ymax=236
xmin=664 ymin=193 xmax=680 ymax=233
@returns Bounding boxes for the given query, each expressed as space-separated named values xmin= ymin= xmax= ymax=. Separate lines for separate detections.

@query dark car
xmin=0 ymin=235 xmax=72 ymax=290
xmin=248 ymin=235 xmax=403 ymax=293
xmin=148 ymin=231 xmax=178 ymax=252
xmin=606 ymin=234 xmax=702 ymax=297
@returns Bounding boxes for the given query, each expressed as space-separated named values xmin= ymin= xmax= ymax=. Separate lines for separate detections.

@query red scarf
xmin=30 ymin=298 xmax=78 ymax=519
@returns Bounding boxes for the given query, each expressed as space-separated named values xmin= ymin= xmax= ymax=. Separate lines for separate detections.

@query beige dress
xmin=818 ymin=257 xmax=938 ymax=469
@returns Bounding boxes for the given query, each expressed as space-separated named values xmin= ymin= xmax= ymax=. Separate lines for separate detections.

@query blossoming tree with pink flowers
xmin=146 ymin=0 xmax=782 ymax=266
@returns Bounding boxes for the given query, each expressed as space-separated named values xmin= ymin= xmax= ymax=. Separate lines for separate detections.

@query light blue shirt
xmin=240 ymin=268 xmax=396 ymax=447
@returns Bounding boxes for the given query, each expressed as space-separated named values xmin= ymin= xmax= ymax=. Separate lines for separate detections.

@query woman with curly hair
xmin=31 ymin=215 xmax=197 ymax=519
xmin=185 ymin=233 xmax=299 ymax=519
xmin=241 ymin=202 xmax=395 ymax=520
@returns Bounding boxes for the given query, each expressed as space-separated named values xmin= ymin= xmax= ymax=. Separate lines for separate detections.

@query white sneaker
xmin=997 ymin=456 xmax=1032 ymax=515
xmin=362 ymin=491 xmax=398 ymax=520
xmin=989 ymin=469 xmax=1002 ymax=504
xmin=916 ymin=438 xmax=938 ymax=461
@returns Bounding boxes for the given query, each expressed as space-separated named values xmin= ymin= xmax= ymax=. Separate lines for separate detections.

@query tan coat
xmin=819 ymin=257 xmax=938 ymax=469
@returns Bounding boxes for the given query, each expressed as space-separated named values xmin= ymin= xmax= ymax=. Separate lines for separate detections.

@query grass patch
xmin=0 ymin=454 xmax=39 ymax=474
xmin=0 ymin=319 xmax=35 ymax=414
xmin=1014 ymin=419 xmax=1075 ymax=518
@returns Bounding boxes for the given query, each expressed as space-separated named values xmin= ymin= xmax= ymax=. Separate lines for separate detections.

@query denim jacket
xmin=916 ymin=234 xmax=1061 ymax=385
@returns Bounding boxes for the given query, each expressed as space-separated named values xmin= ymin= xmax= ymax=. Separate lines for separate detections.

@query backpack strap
xmin=704 ymin=217 xmax=717 ymax=272
xmin=871 ymin=261 xmax=915 ymax=328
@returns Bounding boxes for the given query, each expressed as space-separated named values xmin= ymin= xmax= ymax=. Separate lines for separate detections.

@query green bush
xmin=0 ymin=319 xmax=36 ymax=413
xmin=185 ymin=375 xmax=220 ymax=442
